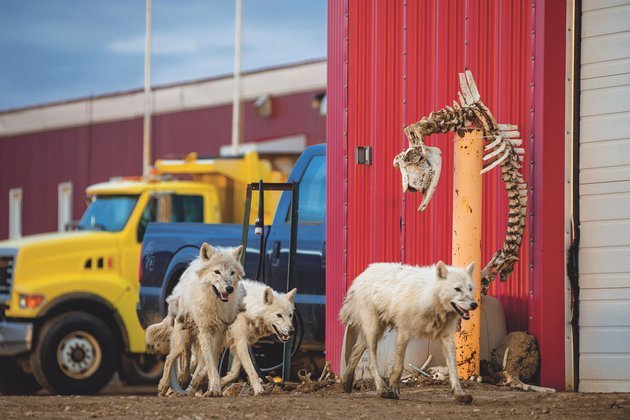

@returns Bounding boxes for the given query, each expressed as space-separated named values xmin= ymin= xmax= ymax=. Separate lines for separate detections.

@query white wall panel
xmin=580 ymin=112 xmax=630 ymax=143
xmin=579 ymin=0 xmax=630 ymax=392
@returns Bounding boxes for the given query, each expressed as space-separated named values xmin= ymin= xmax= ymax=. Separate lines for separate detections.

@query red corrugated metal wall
xmin=153 ymin=91 xmax=326 ymax=159
xmin=327 ymin=0 xmax=566 ymax=389
xmin=0 ymin=91 xmax=325 ymax=239
xmin=0 ymin=120 xmax=142 ymax=239
xmin=325 ymin=0 xmax=347 ymax=368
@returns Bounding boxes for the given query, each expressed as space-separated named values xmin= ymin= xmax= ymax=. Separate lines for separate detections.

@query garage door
xmin=579 ymin=0 xmax=630 ymax=392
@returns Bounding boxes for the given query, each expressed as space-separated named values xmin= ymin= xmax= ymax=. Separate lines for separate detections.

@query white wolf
xmin=147 ymin=280 xmax=297 ymax=396
xmin=157 ymin=243 xmax=245 ymax=397
xmin=219 ymin=280 xmax=297 ymax=395
xmin=340 ymin=261 xmax=477 ymax=403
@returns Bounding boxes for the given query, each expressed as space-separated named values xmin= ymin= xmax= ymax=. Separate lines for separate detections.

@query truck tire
xmin=0 ymin=357 xmax=41 ymax=395
xmin=30 ymin=312 xmax=116 ymax=395
xmin=120 ymin=353 xmax=163 ymax=385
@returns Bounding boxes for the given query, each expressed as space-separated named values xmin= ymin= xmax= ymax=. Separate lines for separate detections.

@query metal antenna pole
xmin=142 ymin=0 xmax=152 ymax=176
xmin=231 ymin=0 xmax=243 ymax=155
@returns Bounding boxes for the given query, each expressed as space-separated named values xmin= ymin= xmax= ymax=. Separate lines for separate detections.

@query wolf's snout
xmin=470 ymin=301 xmax=478 ymax=310
xmin=226 ymin=286 xmax=234 ymax=294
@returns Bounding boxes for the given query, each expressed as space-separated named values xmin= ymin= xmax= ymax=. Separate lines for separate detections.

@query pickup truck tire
xmin=120 ymin=353 xmax=163 ymax=385
xmin=0 ymin=357 xmax=42 ymax=395
xmin=30 ymin=312 xmax=116 ymax=395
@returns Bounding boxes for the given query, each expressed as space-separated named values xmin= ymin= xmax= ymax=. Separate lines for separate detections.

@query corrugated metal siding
xmin=0 ymin=121 xmax=142 ymax=238
xmin=530 ymin=0 xmax=567 ymax=390
xmin=326 ymin=0 xmax=566 ymax=388
xmin=579 ymin=0 xmax=630 ymax=393
xmin=153 ymin=92 xmax=326 ymax=159
xmin=0 ymin=91 xmax=325 ymax=240
xmin=325 ymin=0 xmax=347 ymax=371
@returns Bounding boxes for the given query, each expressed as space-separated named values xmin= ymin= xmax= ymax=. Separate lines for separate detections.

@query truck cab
xmin=0 ymin=151 xmax=286 ymax=395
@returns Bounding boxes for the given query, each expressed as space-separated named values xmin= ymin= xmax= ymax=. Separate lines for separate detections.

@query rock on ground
xmin=491 ymin=331 xmax=539 ymax=383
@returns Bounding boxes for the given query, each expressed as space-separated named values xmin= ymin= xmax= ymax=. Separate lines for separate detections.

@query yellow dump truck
xmin=0 ymin=151 xmax=286 ymax=395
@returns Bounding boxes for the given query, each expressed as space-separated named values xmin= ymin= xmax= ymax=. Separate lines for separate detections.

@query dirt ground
xmin=2 ymin=378 xmax=629 ymax=419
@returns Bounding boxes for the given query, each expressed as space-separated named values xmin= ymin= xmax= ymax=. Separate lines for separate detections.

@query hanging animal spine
xmin=394 ymin=71 xmax=527 ymax=293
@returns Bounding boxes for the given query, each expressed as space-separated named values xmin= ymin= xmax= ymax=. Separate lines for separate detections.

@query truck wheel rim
xmin=57 ymin=331 xmax=102 ymax=380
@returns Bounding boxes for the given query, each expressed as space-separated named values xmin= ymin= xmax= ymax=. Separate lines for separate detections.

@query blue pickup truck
xmin=137 ymin=144 xmax=326 ymax=367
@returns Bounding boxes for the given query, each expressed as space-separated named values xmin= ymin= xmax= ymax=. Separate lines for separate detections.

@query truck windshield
xmin=78 ymin=195 xmax=139 ymax=232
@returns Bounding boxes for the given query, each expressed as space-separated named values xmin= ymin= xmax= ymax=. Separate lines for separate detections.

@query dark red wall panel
xmin=152 ymin=91 xmax=326 ymax=159
xmin=0 ymin=127 xmax=90 ymax=238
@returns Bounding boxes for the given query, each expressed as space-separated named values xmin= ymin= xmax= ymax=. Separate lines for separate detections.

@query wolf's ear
xmin=232 ymin=245 xmax=244 ymax=261
xmin=436 ymin=260 xmax=449 ymax=279
xmin=285 ymin=288 xmax=297 ymax=304
xmin=466 ymin=262 xmax=475 ymax=277
xmin=200 ymin=242 xmax=214 ymax=260
xmin=263 ymin=287 xmax=274 ymax=305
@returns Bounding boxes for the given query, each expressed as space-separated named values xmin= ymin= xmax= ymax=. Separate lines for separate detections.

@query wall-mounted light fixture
xmin=311 ymin=93 xmax=326 ymax=116
xmin=254 ymin=94 xmax=273 ymax=118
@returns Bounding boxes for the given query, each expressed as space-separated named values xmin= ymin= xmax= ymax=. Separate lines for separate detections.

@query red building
xmin=326 ymin=0 xmax=569 ymax=390
xmin=0 ymin=60 xmax=326 ymax=240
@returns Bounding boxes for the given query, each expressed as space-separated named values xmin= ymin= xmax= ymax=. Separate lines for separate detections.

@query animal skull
xmin=393 ymin=144 xmax=442 ymax=212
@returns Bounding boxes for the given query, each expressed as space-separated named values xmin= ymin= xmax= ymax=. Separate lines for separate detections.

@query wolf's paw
xmin=342 ymin=380 xmax=354 ymax=394
xmin=188 ymin=388 xmax=204 ymax=397
xmin=157 ymin=383 xmax=169 ymax=397
xmin=454 ymin=393 xmax=473 ymax=404
xmin=203 ymin=389 xmax=222 ymax=398
xmin=252 ymin=385 xmax=267 ymax=396
xmin=379 ymin=388 xmax=399 ymax=400
xmin=165 ymin=388 xmax=178 ymax=397
xmin=177 ymin=374 xmax=190 ymax=388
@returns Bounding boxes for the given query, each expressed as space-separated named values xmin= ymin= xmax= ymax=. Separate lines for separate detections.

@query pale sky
xmin=0 ymin=0 xmax=327 ymax=111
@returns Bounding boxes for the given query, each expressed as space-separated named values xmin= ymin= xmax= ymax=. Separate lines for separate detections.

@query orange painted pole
xmin=452 ymin=129 xmax=483 ymax=378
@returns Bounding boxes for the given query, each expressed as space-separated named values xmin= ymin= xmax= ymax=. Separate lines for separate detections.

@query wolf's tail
xmin=145 ymin=295 xmax=179 ymax=355
xmin=145 ymin=316 xmax=173 ymax=355
xmin=339 ymin=289 xmax=355 ymax=326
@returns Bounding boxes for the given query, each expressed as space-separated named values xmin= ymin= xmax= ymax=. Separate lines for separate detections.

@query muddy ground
xmin=2 ymin=378 xmax=629 ymax=419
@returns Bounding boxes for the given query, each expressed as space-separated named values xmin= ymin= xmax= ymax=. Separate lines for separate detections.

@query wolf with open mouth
xmin=156 ymin=243 xmax=245 ymax=397
xmin=180 ymin=280 xmax=298 ymax=396
xmin=218 ymin=279 xmax=297 ymax=395
xmin=149 ymin=277 xmax=296 ymax=397
xmin=340 ymin=260 xmax=477 ymax=403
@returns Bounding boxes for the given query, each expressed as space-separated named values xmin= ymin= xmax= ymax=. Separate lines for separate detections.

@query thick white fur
xmin=148 ymin=279 xmax=297 ymax=396
xmin=157 ymin=243 xmax=245 ymax=397
xmin=145 ymin=295 xmax=180 ymax=356
xmin=340 ymin=260 xmax=477 ymax=401
xmin=220 ymin=280 xmax=296 ymax=395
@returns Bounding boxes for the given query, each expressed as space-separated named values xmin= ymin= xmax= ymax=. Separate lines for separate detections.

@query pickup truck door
xmin=266 ymin=153 xmax=326 ymax=350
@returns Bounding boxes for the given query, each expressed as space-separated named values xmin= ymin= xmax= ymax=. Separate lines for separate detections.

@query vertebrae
xmin=394 ymin=71 xmax=528 ymax=293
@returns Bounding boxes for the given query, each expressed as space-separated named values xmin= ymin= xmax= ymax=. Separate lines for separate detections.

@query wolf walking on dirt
xmin=147 ymin=277 xmax=297 ymax=396
xmin=219 ymin=280 xmax=297 ymax=395
xmin=340 ymin=261 xmax=477 ymax=403
xmin=175 ymin=281 xmax=297 ymax=396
